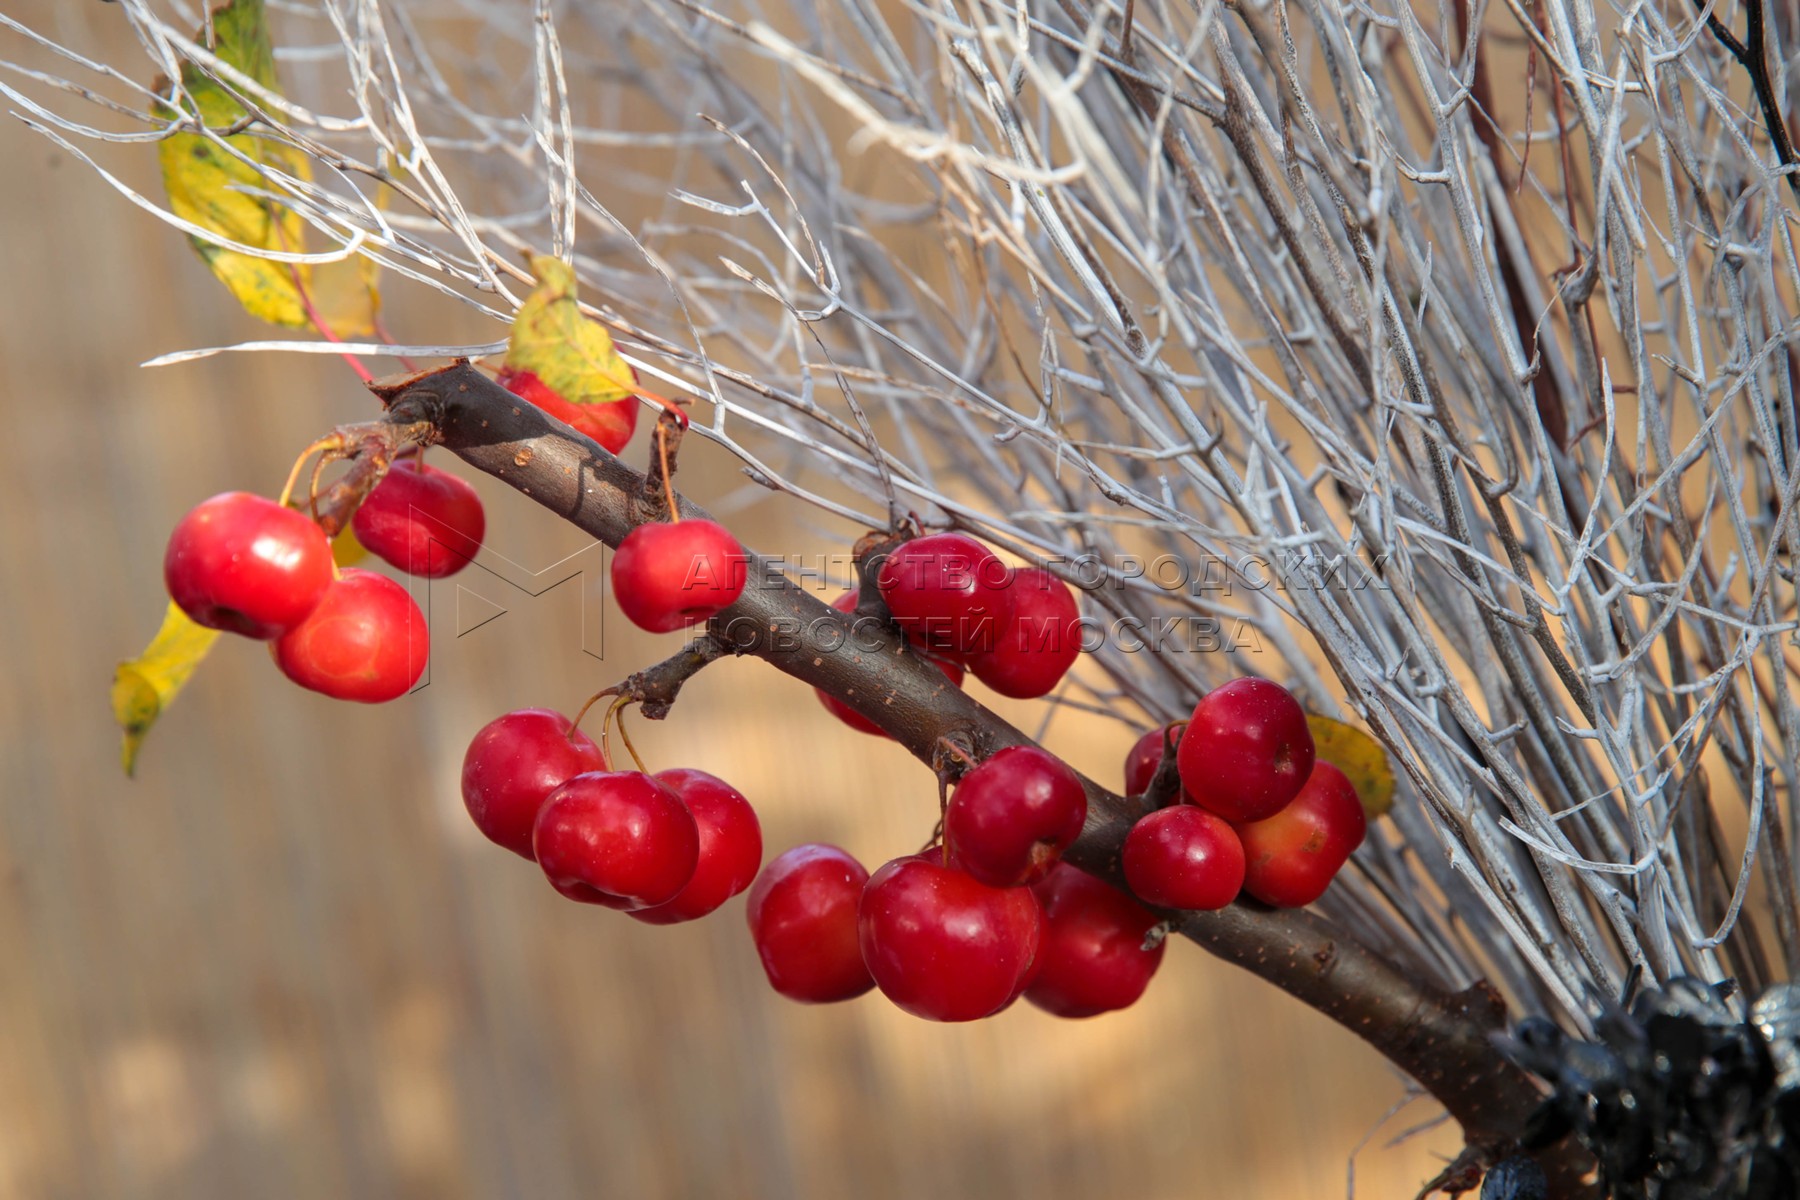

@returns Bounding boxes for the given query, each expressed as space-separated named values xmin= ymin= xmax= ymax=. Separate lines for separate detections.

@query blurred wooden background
xmin=0 ymin=3 xmax=1463 ymax=1196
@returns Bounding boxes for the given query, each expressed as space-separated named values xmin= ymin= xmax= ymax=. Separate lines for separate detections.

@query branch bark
xmin=374 ymin=361 xmax=1595 ymax=1196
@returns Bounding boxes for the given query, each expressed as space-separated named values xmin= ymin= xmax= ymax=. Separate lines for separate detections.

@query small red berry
xmin=1025 ymin=864 xmax=1166 ymax=1018
xmin=1178 ymin=678 xmax=1315 ymax=822
xmin=858 ymin=853 xmax=1044 ymax=1022
xmin=1124 ymin=722 xmax=1191 ymax=800
xmin=164 ymin=491 xmax=334 ymax=639
xmin=816 ymin=591 xmax=963 ymax=737
xmin=352 ymin=459 xmax=485 ymax=578
xmin=533 ymin=771 xmax=699 ymax=910
xmin=746 ymin=844 xmax=875 ymax=1003
xmin=945 ymin=746 xmax=1088 ymax=887
xmin=610 ymin=519 xmax=748 ymax=633
xmin=460 ymin=709 xmax=606 ymax=859
xmin=1121 ymin=805 xmax=1245 ymax=911
xmin=1235 ymin=761 xmax=1366 ymax=908
xmin=630 ymin=769 xmax=763 ymax=925
xmin=271 ymin=568 xmax=428 ymax=703
xmin=964 ymin=568 xmax=1082 ymax=699
xmin=876 ymin=533 xmax=1013 ymax=659
xmin=499 ymin=366 xmax=639 ymax=455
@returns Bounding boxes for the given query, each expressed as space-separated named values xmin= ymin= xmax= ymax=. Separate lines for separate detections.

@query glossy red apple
xmin=630 ymin=769 xmax=763 ymax=924
xmin=533 ymin=771 xmax=699 ymax=910
xmin=876 ymin=533 xmax=1013 ymax=659
xmin=1235 ymin=761 xmax=1366 ymax=908
xmin=746 ymin=844 xmax=875 ymax=1003
xmin=1122 ymin=805 xmax=1245 ymax=911
xmin=270 ymin=568 xmax=428 ymax=702
xmin=460 ymin=708 xmax=606 ymax=859
xmin=164 ymin=491 xmax=333 ymax=639
xmin=858 ymin=853 xmax=1044 ymax=1022
xmin=945 ymin=745 xmax=1087 ymax=887
xmin=965 ymin=567 xmax=1082 ymax=698
xmin=1025 ymin=864 xmax=1166 ymax=1018
xmin=352 ymin=459 xmax=485 ymax=578
xmin=1178 ymin=678 xmax=1315 ymax=822
xmin=610 ymin=519 xmax=748 ymax=633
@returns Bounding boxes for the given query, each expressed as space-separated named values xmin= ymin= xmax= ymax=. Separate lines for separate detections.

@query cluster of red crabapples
xmin=818 ymin=531 xmax=1083 ymax=735
xmin=461 ymin=703 xmax=762 ymax=924
xmin=162 ymin=455 xmax=486 ymax=702
xmin=1120 ymin=678 xmax=1367 ymax=911
xmin=745 ymin=745 xmax=1166 ymax=1022
xmin=458 ymin=705 xmax=1161 ymax=1023
xmin=169 ymin=412 xmax=1364 ymax=1024
xmin=462 ymin=513 xmax=1165 ymax=1021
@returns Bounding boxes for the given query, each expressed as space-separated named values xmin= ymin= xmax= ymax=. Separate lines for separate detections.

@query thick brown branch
xmin=373 ymin=361 xmax=1592 ymax=1196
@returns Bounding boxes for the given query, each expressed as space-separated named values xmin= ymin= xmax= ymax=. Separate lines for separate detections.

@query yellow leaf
xmin=152 ymin=0 xmax=381 ymax=336
xmin=113 ymin=603 xmax=222 ymax=777
xmin=331 ymin=521 xmax=368 ymax=567
xmin=504 ymin=255 xmax=635 ymax=408
xmin=1308 ymin=715 xmax=1395 ymax=820
xmin=154 ymin=0 xmax=310 ymax=326
xmin=309 ymin=253 xmax=381 ymax=339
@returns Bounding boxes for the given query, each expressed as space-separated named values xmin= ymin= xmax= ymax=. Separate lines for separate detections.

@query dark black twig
xmin=1692 ymin=0 xmax=1800 ymax=203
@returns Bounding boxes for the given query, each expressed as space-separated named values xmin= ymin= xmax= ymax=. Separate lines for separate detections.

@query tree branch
xmin=373 ymin=361 xmax=1594 ymax=1196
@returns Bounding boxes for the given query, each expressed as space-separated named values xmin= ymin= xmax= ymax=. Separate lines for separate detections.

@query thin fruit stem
xmin=568 ymin=686 xmax=620 ymax=755
xmin=307 ymin=447 xmax=346 ymax=521
xmin=934 ymin=776 xmax=950 ymax=868
xmin=658 ymin=421 xmax=679 ymax=523
xmin=605 ymin=695 xmax=650 ymax=774
xmin=620 ymin=371 xmax=688 ymax=430
xmin=278 ymin=435 xmax=346 ymax=509
xmin=919 ymin=817 xmax=945 ymax=860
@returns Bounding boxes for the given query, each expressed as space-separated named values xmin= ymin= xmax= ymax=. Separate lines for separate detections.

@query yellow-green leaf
xmin=1308 ymin=715 xmax=1395 ymax=820
xmin=331 ymin=521 xmax=368 ymax=567
xmin=113 ymin=603 xmax=222 ymax=777
xmin=154 ymin=0 xmax=312 ymax=326
xmin=309 ymin=253 xmax=381 ymax=340
xmin=152 ymin=0 xmax=381 ymax=336
xmin=504 ymin=255 xmax=635 ymax=407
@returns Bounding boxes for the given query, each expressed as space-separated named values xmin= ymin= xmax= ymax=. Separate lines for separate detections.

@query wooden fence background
xmin=0 ymin=3 xmax=1462 ymax=1196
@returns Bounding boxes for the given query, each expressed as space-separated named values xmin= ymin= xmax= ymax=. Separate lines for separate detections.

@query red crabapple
xmin=876 ymin=533 xmax=1013 ymax=659
xmin=746 ymin=844 xmax=875 ymax=1003
xmin=352 ymin=459 xmax=485 ymax=578
xmin=945 ymin=745 xmax=1087 ymax=887
xmin=610 ymin=519 xmax=747 ymax=633
xmin=858 ymin=853 xmax=1044 ymax=1022
xmin=460 ymin=709 xmax=606 ymax=859
xmin=964 ymin=567 xmax=1082 ymax=699
xmin=533 ymin=771 xmax=699 ymax=910
xmin=270 ymin=568 xmax=428 ymax=703
xmin=1121 ymin=805 xmax=1245 ymax=911
xmin=630 ymin=769 xmax=763 ymax=924
xmin=1025 ymin=864 xmax=1166 ymax=1018
xmin=1178 ymin=678 xmax=1315 ymax=822
xmin=164 ymin=491 xmax=333 ymax=639
xmin=1235 ymin=761 xmax=1366 ymax=908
